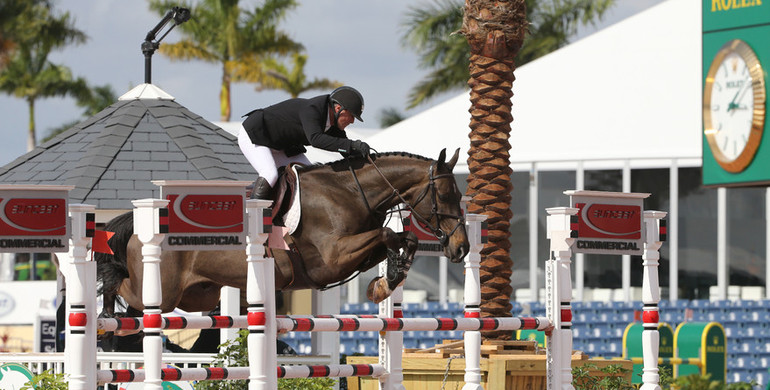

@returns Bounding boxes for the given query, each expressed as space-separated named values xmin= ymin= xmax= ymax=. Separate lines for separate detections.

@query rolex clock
xmin=703 ymin=39 xmax=766 ymax=173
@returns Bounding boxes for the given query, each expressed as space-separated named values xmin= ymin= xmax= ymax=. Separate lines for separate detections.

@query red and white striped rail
xmin=98 ymin=315 xmax=550 ymax=333
xmin=96 ymin=363 xmax=385 ymax=383
xmin=276 ymin=316 xmax=550 ymax=333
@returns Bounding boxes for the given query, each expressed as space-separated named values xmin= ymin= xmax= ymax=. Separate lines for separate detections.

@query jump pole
xmin=641 ymin=210 xmax=666 ymax=390
xmin=246 ymin=198 xmax=276 ymax=390
xmin=63 ymin=203 xmax=97 ymax=390
xmin=462 ymin=213 xmax=487 ymax=390
xmin=545 ymin=207 xmax=577 ymax=390
xmin=133 ymin=198 xmax=170 ymax=390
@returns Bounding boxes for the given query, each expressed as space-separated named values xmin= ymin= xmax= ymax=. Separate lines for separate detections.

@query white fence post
xmin=245 ymin=199 xmax=273 ymax=390
xmin=546 ymin=207 xmax=578 ymax=390
xmin=462 ymin=213 xmax=486 ymax=390
xmin=640 ymin=210 xmax=666 ymax=390
xmin=132 ymin=198 xmax=169 ymax=390
xmin=63 ymin=204 xmax=96 ymax=390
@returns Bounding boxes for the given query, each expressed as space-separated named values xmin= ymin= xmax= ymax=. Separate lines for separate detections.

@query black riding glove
xmin=351 ymin=140 xmax=371 ymax=158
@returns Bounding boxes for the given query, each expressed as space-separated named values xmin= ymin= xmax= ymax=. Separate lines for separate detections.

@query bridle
xmin=321 ymin=154 xmax=465 ymax=292
xmin=354 ymin=155 xmax=466 ymax=247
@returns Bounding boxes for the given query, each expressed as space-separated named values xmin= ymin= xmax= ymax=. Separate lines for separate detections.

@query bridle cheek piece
xmin=409 ymin=163 xmax=465 ymax=248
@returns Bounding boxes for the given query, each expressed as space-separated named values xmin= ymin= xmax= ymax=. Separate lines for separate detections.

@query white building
xmin=363 ymin=0 xmax=768 ymax=302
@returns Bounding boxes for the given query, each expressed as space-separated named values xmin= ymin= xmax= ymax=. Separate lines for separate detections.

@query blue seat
xmin=340 ymin=339 xmax=358 ymax=354
xmin=341 ymin=302 xmax=361 ymax=314
xmin=712 ymin=299 xmax=732 ymax=309
xmin=670 ymin=299 xmax=690 ymax=309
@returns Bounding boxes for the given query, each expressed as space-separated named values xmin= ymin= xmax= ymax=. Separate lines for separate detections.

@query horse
xmin=95 ymin=149 xmax=469 ymax=322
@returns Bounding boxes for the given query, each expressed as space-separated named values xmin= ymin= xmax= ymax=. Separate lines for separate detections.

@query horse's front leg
xmin=365 ymin=230 xmax=418 ymax=304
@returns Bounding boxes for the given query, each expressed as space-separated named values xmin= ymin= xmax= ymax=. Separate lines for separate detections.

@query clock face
xmin=703 ymin=39 xmax=766 ymax=173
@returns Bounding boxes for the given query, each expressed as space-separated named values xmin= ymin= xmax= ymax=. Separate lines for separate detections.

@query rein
xmin=319 ymin=153 xmax=464 ymax=292
xmin=361 ymin=154 xmax=465 ymax=247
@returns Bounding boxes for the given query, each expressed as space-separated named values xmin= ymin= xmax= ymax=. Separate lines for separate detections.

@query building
xmin=364 ymin=0 xmax=769 ymax=303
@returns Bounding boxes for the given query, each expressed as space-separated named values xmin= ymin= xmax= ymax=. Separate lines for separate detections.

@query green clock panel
xmin=703 ymin=11 xmax=770 ymax=186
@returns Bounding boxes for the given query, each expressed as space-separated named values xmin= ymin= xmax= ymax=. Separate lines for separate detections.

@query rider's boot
xmin=251 ymin=177 xmax=274 ymax=200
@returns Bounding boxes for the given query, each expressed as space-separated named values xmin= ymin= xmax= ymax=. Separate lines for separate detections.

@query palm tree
xmin=148 ymin=0 xmax=303 ymax=121
xmin=459 ymin=0 xmax=526 ymax=340
xmin=0 ymin=1 xmax=87 ymax=151
xmin=378 ymin=107 xmax=406 ymax=128
xmin=238 ymin=52 xmax=342 ymax=98
xmin=402 ymin=0 xmax=615 ymax=108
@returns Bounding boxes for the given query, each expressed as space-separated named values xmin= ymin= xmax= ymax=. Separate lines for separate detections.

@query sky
xmin=0 ymin=0 xmax=665 ymax=167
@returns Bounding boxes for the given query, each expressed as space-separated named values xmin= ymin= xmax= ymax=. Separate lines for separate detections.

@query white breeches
xmin=238 ymin=127 xmax=311 ymax=186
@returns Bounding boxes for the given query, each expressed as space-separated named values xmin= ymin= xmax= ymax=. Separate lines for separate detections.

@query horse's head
xmin=411 ymin=148 xmax=470 ymax=263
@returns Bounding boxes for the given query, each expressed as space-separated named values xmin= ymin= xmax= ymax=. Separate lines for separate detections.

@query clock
xmin=703 ymin=39 xmax=766 ymax=173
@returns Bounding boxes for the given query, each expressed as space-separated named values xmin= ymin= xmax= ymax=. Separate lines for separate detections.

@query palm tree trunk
xmin=462 ymin=0 xmax=527 ymax=340
xmin=220 ymin=65 xmax=232 ymax=121
xmin=27 ymin=98 xmax=36 ymax=152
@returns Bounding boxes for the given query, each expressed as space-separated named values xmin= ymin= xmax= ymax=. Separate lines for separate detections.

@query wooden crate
xmin=346 ymin=340 xmax=632 ymax=390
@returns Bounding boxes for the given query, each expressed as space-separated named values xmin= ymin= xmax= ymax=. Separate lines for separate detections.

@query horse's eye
xmin=438 ymin=193 xmax=449 ymax=202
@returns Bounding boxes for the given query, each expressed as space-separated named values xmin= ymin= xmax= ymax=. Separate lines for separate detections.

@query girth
xmin=270 ymin=234 xmax=323 ymax=290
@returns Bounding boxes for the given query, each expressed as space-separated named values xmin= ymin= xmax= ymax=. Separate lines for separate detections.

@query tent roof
xmin=0 ymin=84 xmax=255 ymax=211
xmin=370 ymin=0 xmax=702 ymax=173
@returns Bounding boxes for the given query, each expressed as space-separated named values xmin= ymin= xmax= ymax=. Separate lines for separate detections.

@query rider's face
xmin=335 ymin=105 xmax=355 ymax=130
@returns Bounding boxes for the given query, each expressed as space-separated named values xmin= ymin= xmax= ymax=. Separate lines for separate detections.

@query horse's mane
xmin=300 ymin=151 xmax=432 ymax=173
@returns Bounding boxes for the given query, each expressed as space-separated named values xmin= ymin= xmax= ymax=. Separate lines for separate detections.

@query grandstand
xmin=279 ymin=299 xmax=770 ymax=387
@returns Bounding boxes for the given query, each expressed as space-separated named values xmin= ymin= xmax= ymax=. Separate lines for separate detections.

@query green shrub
xmin=21 ymin=369 xmax=68 ymax=390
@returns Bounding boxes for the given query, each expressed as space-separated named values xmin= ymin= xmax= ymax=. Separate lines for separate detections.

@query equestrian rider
xmin=239 ymin=86 xmax=371 ymax=200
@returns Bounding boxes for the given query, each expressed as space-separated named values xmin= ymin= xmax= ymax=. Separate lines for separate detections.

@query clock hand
xmin=728 ymin=77 xmax=751 ymax=114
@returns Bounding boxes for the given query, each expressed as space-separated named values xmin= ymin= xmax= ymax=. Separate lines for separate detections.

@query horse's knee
xmin=379 ymin=227 xmax=399 ymax=249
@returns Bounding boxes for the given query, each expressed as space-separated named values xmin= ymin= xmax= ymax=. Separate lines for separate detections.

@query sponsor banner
xmin=0 ymin=186 xmax=71 ymax=253
xmin=402 ymin=214 xmax=443 ymax=257
xmin=566 ymin=190 xmax=648 ymax=256
xmin=156 ymin=181 xmax=249 ymax=251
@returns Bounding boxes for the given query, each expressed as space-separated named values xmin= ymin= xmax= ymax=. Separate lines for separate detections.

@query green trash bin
xmin=674 ymin=322 xmax=726 ymax=383
xmin=516 ymin=328 xmax=545 ymax=348
xmin=622 ymin=322 xmax=674 ymax=384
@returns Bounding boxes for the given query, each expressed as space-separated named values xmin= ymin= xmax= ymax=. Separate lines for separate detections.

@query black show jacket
xmin=242 ymin=94 xmax=354 ymax=157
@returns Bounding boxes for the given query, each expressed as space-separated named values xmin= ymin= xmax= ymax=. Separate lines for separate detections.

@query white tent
xmin=368 ymin=0 xmax=702 ymax=173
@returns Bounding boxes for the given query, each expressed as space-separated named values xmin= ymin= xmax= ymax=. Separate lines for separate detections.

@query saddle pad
xmin=284 ymin=165 xmax=301 ymax=234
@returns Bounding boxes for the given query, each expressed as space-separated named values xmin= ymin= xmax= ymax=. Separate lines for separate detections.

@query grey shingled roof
xmin=0 ymin=95 xmax=256 ymax=210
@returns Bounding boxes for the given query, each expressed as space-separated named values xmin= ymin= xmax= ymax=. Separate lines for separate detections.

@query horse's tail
xmin=95 ymin=211 xmax=134 ymax=297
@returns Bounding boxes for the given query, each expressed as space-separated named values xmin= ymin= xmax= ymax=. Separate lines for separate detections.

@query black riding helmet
xmin=329 ymin=86 xmax=364 ymax=122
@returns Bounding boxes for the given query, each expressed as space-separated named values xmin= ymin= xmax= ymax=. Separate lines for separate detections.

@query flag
xmin=92 ymin=230 xmax=115 ymax=255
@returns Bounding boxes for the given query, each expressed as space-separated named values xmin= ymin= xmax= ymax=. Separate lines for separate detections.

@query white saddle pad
xmin=284 ymin=165 xmax=302 ymax=234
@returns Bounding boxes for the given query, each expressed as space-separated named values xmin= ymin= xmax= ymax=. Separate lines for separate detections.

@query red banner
xmin=575 ymin=203 xmax=642 ymax=240
xmin=0 ymin=198 xmax=67 ymax=236
xmin=167 ymin=194 xmax=243 ymax=233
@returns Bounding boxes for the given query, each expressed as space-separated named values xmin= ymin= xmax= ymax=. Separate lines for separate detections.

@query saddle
xmin=271 ymin=163 xmax=302 ymax=227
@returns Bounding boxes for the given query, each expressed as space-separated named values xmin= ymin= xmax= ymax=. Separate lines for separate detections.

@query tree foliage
xmin=148 ymin=0 xmax=303 ymax=121
xmin=0 ymin=0 xmax=88 ymax=151
xmin=238 ymin=52 xmax=342 ymax=98
xmin=402 ymin=0 xmax=615 ymax=108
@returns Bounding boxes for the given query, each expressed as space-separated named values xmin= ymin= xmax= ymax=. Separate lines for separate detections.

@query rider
xmin=239 ymin=86 xmax=372 ymax=200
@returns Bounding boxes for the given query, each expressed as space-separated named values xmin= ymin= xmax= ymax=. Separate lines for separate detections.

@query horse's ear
xmin=437 ymin=148 xmax=447 ymax=165
xmin=446 ymin=148 xmax=460 ymax=171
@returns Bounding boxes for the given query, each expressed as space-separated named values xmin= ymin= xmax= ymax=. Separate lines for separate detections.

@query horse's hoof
xmin=366 ymin=277 xmax=390 ymax=304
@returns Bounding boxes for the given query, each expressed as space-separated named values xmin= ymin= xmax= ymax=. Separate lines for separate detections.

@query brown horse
xmin=96 ymin=149 xmax=469 ymax=317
